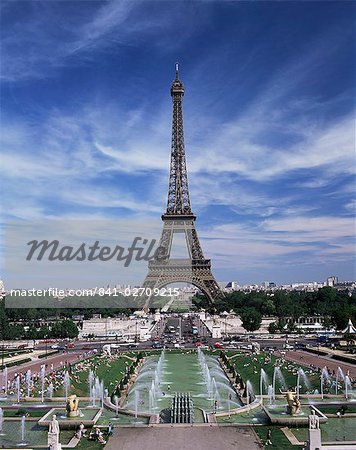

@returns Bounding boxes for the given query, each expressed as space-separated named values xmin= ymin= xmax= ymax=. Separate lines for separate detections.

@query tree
xmin=261 ymin=298 xmax=276 ymax=316
xmin=239 ymin=308 xmax=262 ymax=332
xmin=287 ymin=320 xmax=297 ymax=333
xmin=276 ymin=318 xmax=286 ymax=332
xmin=0 ymin=300 xmax=8 ymax=340
xmin=51 ymin=319 xmax=79 ymax=339
xmin=332 ymin=308 xmax=351 ymax=331
xmin=268 ymin=322 xmax=278 ymax=334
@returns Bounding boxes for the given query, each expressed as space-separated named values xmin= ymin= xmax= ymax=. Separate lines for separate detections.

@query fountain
xmin=246 ymin=380 xmax=254 ymax=406
xmin=268 ymin=385 xmax=274 ymax=405
xmin=260 ymin=368 xmax=269 ymax=403
xmin=48 ymin=382 xmax=54 ymax=399
xmin=296 ymin=367 xmax=311 ymax=399
xmin=212 ymin=377 xmax=221 ymax=409
xmin=40 ymin=366 xmax=46 ymax=403
xmin=113 ymin=395 xmax=119 ymax=418
xmin=16 ymin=376 xmax=21 ymax=404
xmin=100 ymin=380 xmax=104 ymax=408
xmin=2 ymin=367 xmax=8 ymax=396
xmin=149 ymin=388 xmax=155 ymax=413
xmin=18 ymin=415 xmax=26 ymax=446
xmin=63 ymin=371 xmax=70 ymax=401
xmin=345 ymin=375 xmax=352 ymax=399
xmin=0 ymin=407 xmax=4 ymax=436
xmin=92 ymin=377 xmax=98 ymax=407
xmin=336 ymin=366 xmax=344 ymax=396
xmin=321 ymin=367 xmax=330 ymax=400
xmin=123 ymin=349 xmax=241 ymax=419
xmin=90 ymin=377 xmax=103 ymax=408
xmin=272 ymin=366 xmax=287 ymax=402
xmin=134 ymin=389 xmax=139 ymax=419
xmin=171 ymin=393 xmax=194 ymax=423
xmin=198 ymin=349 xmax=215 ymax=400
xmin=26 ymin=370 xmax=32 ymax=398
xmin=296 ymin=369 xmax=301 ymax=400
xmin=88 ymin=370 xmax=94 ymax=405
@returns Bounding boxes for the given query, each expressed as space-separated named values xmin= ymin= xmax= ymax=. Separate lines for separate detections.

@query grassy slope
xmin=226 ymin=351 xmax=320 ymax=394
xmin=254 ymin=426 xmax=304 ymax=450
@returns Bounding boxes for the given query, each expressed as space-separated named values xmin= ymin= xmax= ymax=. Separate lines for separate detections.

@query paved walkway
xmin=3 ymin=350 xmax=85 ymax=379
xmin=284 ymin=350 xmax=356 ymax=377
xmin=106 ymin=426 xmax=261 ymax=450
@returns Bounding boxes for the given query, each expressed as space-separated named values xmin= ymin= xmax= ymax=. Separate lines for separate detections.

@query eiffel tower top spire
xmin=164 ymin=63 xmax=194 ymax=219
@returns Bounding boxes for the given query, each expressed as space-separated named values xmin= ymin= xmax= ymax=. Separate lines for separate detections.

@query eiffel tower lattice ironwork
xmin=141 ymin=64 xmax=222 ymax=307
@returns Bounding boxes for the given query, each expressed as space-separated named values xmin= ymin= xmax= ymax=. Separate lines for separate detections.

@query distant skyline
xmin=1 ymin=1 xmax=355 ymax=287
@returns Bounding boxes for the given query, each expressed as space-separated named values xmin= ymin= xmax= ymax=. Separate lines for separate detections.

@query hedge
xmin=304 ymin=348 xmax=328 ymax=357
xmin=38 ymin=350 xmax=59 ymax=359
xmin=331 ymin=354 xmax=356 ymax=365
xmin=0 ymin=357 xmax=32 ymax=370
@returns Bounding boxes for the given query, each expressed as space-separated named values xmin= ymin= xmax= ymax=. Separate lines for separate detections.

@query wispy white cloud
xmin=199 ymin=214 xmax=354 ymax=272
xmin=0 ymin=1 xmax=201 ymax=82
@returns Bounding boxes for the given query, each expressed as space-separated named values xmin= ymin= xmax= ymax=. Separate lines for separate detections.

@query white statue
xmin=102 ymin=344 xmax=112 ymax=357
xmin=307 ymin=409 xmax=322 ymax=450
xmin=48 ymin=414 xmax=61 ymax=450
xmin=309 ymin=410 xmax=320 ymax=429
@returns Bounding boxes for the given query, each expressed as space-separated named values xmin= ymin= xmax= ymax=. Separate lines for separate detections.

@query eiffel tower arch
xmin=141 ymin=64 xmax=223 ymax=307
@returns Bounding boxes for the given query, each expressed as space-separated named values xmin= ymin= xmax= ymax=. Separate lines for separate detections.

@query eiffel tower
xmin=141 ymin=64 xmax=222 ymax=308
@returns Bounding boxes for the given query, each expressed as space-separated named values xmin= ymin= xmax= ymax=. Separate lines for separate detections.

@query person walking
xmin=265 ymin=428 xmax=272 ymax=445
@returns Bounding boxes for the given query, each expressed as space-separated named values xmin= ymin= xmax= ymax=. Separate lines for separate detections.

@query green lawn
xmin=3 ymin=407 xmax=50 ymax=417
xmin=54 ymin=353 xmax=136 ymax=397
xmin=226 ymin=351 xmax=320 ymax=395
xmin=255 ymin=426 xmax=304 ymax=450
xmin=76 ymin=437 xmax=109 ymax=450
xmin=292 ymin=417 xmax=356 ymax=442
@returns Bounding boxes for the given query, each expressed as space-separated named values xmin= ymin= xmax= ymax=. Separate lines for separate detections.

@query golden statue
xmin=66 ymin=394 xmax=80 ymax=417
xmin=280 ymin=388 xmax=301 ymax=415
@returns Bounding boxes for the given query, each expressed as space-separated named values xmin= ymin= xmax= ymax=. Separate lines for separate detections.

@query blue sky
xmin=1 ymin=0 xmax=355 ymax=287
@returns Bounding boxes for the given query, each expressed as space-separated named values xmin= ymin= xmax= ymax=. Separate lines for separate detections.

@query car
xmin=152 ymin=342 xmax=163 ymax=349
xmin=214 ymin=342 xmax=224 ymax=349
xmin=283 ymin=344 xmax=294 ymax=349
xmin=51 ymin=344 xmax=60 ymax=349
xmin=194 ymin=342 xmax=203 ymax=347
xmin=65 ymin=343 xmax=74 ymax=348
xmin=127 ymin=343 xmax=139 ymax=349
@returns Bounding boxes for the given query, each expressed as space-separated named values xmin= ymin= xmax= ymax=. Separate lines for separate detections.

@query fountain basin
xmin=263 ymin=404 xmax=327 ymax=426
xmin=38 ymin=407 xmax=102 ymax=428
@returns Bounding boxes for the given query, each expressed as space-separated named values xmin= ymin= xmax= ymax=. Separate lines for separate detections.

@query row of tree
xmin=193 ymin=287 xmax=356 ymax=332
xmin=1 ymin=287 xmax=355 ymax=337
xmin=0 ymin=301 xmax=79 ymax=340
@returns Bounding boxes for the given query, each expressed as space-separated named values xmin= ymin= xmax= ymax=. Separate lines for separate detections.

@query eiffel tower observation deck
xmin=141 ymin=64 xmax=222 ymax=307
